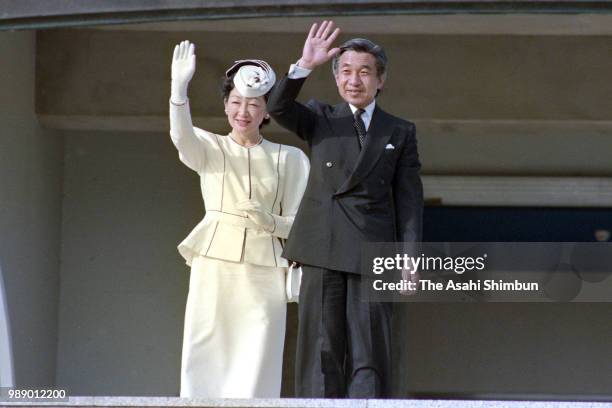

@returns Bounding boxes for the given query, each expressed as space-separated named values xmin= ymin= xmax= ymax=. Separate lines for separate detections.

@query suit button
xmin=326 ymin=162 xmax=333 ymax=168
xmin=380 ymin=179 xmax=385 ymax=185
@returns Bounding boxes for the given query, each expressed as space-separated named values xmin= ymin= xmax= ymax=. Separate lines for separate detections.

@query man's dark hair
xmin=221 ymin=74 xmax=270 ymax=128
xmin=331 ymin=38 xmax=388 ymax=79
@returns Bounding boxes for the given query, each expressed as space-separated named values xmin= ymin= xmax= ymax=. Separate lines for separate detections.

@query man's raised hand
xmin=298 ymin=21 xmax=341 ymax=70
xmin=171 ymin=40 xmax=196 ymax=104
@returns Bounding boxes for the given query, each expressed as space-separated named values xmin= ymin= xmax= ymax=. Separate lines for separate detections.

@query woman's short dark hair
xmin=221 ymin=74 xmax=270 ymax=128
xmin=331 ymin=38 xmax=388 ymax=79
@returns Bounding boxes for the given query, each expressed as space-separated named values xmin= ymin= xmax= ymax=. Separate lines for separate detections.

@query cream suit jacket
xmin=170 ymin=101 xmax=310 ymax=268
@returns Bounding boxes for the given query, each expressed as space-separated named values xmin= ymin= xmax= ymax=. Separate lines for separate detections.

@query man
xmin=267 ymin=20 xmax=423 ymax=398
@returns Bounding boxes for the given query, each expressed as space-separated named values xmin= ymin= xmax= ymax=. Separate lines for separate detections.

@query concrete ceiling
xmin=4 ymin=0 xmax=612 ymax=30
xmin=98 ymin=13 xmax=612 ymax=36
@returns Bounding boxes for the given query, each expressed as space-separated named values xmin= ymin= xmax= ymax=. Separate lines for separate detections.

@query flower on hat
xmin=228 ymin=60 xmax=276 ymax=98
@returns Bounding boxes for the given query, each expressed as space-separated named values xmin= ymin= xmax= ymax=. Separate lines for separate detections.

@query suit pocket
xmin=381 ymin=146 xmax=399 ymax=165
xmin=356 ymin=202 xmax=391 ymax=215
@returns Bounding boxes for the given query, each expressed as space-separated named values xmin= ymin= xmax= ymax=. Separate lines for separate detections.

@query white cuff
xmin=288 ymin=63 xmax=312 ymax=79
xmin=170 ymin=97 xmax=188 ymax=106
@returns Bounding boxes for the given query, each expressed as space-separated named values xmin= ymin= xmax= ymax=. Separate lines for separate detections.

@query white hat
xmin=226 ymin=59 xmax=276 ymax=98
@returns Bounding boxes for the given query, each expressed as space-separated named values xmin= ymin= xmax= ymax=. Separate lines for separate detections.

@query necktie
xmin=353 ymin=108 xmax=367 ymax=148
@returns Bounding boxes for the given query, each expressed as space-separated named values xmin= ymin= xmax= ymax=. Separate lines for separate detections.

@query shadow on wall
xmin=0 ymin=261 xmax=15 ymax=387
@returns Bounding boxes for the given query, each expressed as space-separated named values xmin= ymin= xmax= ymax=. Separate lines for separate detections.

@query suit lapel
xmin=335 ymin=105 xmax=396 ymax=195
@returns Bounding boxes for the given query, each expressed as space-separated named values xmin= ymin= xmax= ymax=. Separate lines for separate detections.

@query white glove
xmin=235 ymin=199 xmax=275 ymax=232
xmin=171 ymin=40 xmax=196 ymax=104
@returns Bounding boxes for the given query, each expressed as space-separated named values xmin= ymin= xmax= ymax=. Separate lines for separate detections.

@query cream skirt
xmin=180 ymin=255 xmax=287 ymax=398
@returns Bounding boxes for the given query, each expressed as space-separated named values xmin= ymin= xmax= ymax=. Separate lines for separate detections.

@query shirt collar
xmin=348 ymin=100 xmax=376 ymax=130
xmin=348 ymin=99 xmax=376 ymax=118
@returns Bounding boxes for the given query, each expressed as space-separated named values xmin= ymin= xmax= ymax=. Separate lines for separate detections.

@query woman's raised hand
xmin=171 ymin=40 xmax=196 ymax=104
xmin=298 ymin=21 xmax=341 ymax=70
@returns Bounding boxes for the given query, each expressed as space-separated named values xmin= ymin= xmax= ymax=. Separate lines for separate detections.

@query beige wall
xmin=0 ymin=30 xmax=63 ymax=387
xmin=55 ymin=131 xmax=191 ymax=395
xmin=46 ymin=23 xmax=612 ymax=397
xmin=54 ymin=132 xmax=612 ymax=397
xmin=1 ymin=16 xmax=611 ymax=398
xmin=35 ymin=28 xmax=612 ymax=176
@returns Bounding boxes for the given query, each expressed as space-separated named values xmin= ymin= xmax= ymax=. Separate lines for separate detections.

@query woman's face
xmin=224 ymin=87 xmax=268 ymax=135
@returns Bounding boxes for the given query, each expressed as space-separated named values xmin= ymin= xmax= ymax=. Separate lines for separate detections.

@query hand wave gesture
xmin=171 ymin=40 xmax=196 ymax=103
xmin=299 ymin=20 xmax=341 ymax=70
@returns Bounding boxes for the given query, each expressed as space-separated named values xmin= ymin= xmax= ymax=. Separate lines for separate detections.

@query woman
xmin=169 ymin=41 xmax=309 ymax=398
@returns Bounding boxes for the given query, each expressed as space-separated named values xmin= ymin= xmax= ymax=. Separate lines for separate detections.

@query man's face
xmin=334 ymin=50 xmax=385 ymax=109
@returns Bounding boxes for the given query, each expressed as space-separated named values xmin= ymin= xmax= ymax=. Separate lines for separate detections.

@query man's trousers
xmin=295 ymin=266 xmax=393 ymax=398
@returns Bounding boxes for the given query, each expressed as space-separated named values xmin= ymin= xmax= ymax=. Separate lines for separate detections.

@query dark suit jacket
xmin=267 ymin=76 xmax=423 ymax=274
